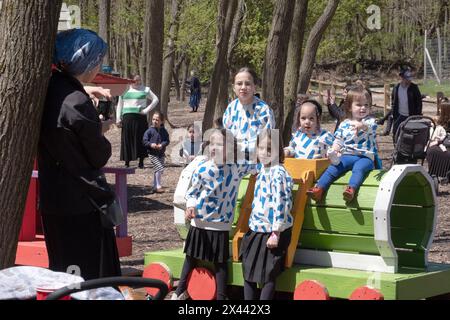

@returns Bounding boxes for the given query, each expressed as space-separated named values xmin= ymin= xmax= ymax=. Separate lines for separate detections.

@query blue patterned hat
xmin=53 ymin=28 xmax=107 ymax=76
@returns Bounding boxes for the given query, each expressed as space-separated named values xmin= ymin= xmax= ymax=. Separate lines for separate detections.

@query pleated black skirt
xmin=120 ymin=113 xmax=148 ymax=162
xmin=240 ymin=228 xmax=292 ymax=284
xmin=184 ymin=226 xmax=229 ymax=263
xmin=41 ymin=211 xmax=122 ymax=281
xmin=427 ymin=145 xmax=450 ymax=178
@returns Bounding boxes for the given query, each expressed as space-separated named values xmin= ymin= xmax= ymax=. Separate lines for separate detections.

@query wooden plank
xmin=311 ymin=184 xmax=379 ymax=210
xmin=303 ymin=206 xmax=374 ymax=235
xmin=144 ymin=248 xmax=450 ymax=299
xmin=396 ymin=250 xmax=426 ymax=269
xmin=232 ymin=175 xmax=256 ymax=261
xmin=286 ymin=171 xmax=314 ymax=268
xmin=390 ymin=206 xmax=435 ymax=230
xmin=393 ymin=186 xmax=434 ymax=206
xmin=391 ymin=227 xmax=433 ymax=250
xmin=298 ymin=230 xmax=379 ymax=254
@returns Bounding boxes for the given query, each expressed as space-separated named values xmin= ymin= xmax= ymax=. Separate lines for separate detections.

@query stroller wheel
xmin=432 ymin=175 xmax=439 ymax=193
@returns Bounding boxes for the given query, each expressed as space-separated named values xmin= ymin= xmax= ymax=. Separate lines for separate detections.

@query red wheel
xmin=143 ymin=262 xmax=173 ymax=297
xmin=294 ymin=280 xmax=330 ymax=300
xmin=187 ymin=267 xmax=216 ymax=300
xmin=349 ymin=286 xmax=384 ymax=300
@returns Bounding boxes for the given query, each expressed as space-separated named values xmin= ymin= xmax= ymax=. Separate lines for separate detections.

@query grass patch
xmin=419 ymin=80 xmax=450 ymax=97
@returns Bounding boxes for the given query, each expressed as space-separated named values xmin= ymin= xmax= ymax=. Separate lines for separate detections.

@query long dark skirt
xmin=120 ymin=113 xmax=148 ymax=162
xmin=41 ymin=211 xmax=122 ymax=281
xmin=184 ymin=226 xmax=229 ymax=263
xmin=240 ymin=228 xmax=292 ymax=284
xmin=427 ymin=145 xmax=450 ymax=178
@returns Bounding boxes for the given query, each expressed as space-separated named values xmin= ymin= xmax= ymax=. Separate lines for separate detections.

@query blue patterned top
xmin=249 ymin=165 xmax=293 ymax=233
xmin=334 ymin=117 xmax=378 ymax=161
xmin=186 ymin=159 xmax=258 ymax=231
xmin=285 ymin=129 xmax=334 ymax=159
xmin=223 ymin=98 xmax=275 ymax=156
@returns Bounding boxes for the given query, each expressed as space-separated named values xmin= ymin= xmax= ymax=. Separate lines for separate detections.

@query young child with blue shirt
xmin=284 ymin=100 xmax=334 ymax=159
xmin=223 ymin=67 xmax=275 ymax=163
xmin=172 ymin=128 xmax=257 ymax=300
xmin=240 ymin=129 xmax=293 ymax=300
xmin=307 ymin=86 xmax=378 ymax=202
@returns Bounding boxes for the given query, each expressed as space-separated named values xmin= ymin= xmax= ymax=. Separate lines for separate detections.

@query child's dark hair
xmin=343 ymin=86 xmax=372 ymax=119
xmin=294 ymin=99 xmax=323 ymax=131
xmin=213 ymin=117 xmax=224 ymax=129
xmin=257 ymin=129 xmax=285 ymax=164
xmin=153 ymin=111 xmax=165 ymax=122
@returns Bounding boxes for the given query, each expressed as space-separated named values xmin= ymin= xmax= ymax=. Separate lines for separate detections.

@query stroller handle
xmin=394 ymin=115 xmax=436 ymax=145
xmin=45 ymin=276 xmax=169 ymax=300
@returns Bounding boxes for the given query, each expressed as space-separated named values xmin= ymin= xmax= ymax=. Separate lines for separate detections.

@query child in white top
xmin=284 ymin=99 xmax=334 ymax=159
xmin=308 ymin=86 xmax=378 ymax=202
xmin=172 ymin=129 xmax=257 ymax=300
xmin=240 ymin=129 xmax=293 ymax=300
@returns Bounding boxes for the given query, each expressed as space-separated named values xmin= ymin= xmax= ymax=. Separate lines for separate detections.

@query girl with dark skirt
xmin=39 ymin=29 xmax=121 ymax=280
xmin=240 ymin=129 xmax=293 ymax=300
xmin=172 ymin=129 xmax=257 ymax=300
xmin=116 ymin=75 xmax=159 ymax=168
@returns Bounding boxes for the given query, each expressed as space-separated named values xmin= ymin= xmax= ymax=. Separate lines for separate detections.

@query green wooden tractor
xmin=145 ymin=159 xmax=450 ymax=300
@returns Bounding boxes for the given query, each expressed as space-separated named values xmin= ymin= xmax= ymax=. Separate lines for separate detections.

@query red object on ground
xmin=187 ymin=267 xmax=216 ymax=300
xmin=36 ymin=287 xmax=71 ymax=300
xmin=293 ymin=280 xmax=330 ymax=300
xmin=349 ymin=286 xmax=384 ymax=300
xmin=143 ymin=262 xmax=173 ymax=297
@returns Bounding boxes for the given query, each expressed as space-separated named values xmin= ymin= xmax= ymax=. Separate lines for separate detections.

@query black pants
xmin=176 ymin=255 xmax=228 ymax=300
xmin=42 ymin=212 xmax=122 ymax=281
xmin=392 ymin=115 xmax=409 ymax=143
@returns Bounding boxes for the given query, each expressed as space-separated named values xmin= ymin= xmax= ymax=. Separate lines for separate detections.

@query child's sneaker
xmin=171 ymin=291 xmax=189 ymax=300
xmin=307 ymin=186 xmax=324 ymax=202
xmin=343 ymin=186 xmax=356 ymax=202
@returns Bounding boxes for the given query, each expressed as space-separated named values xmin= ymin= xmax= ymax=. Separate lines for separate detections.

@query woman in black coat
xmin=38 ymin=29 xmax=121 ymax=280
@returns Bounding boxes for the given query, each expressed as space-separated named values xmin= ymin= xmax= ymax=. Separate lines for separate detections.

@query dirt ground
xmin=103 ymin=91 xmax=450 ymax=273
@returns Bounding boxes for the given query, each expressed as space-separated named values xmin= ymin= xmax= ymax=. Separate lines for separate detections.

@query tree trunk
xmin=214 ymin=0 xmax=246 ymax=122
xmin=283 ymin=0 xmax=309 ymax=144
xmin=161 ymin=0 xmax=183 ymax=116
xmin=202 ymin=0 xmax=239 ymax=131
xmin=181 ymin=57 xmax=190 ymax=102
xmin=98 ymin=0 xmax=111 ymax=66
xmin=0 ymin=0 xmax=62 ymax=269
xmin=297 ymin=0 xmax=340 ymax=94
xmin=143 ymin=0 xmax=164 ymax=116
xmin=261 ymin=0 xmax=296 ymax=134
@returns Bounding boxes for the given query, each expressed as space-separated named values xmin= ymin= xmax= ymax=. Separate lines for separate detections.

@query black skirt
xmin=184 ymin=226 xmax=229 ymax=263
xmin=41 ymin=211 xmax=122 ymax=281
xmin=120 ymin=113 xmax=148 ymax=162
xmin=240 ymin=228 xmax=292 ymax=284
xmin=427 ymin=145 xmax=450 ymax=178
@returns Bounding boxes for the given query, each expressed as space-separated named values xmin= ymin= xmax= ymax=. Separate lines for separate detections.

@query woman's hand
xmin=84 ymin=86 xmax=112 ymax=106
xmin=266 ymin=232 xmax=279 ymax=249
xmin=185 ymin=207 xmax=196 ymax=220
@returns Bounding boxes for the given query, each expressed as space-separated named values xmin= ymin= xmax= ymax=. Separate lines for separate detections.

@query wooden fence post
xmin=437 ymin=92 xmax=444 ymax=116
xmin=384 ymin=84 xmax=390 ymax=116
xmin=318 ymin=82 xmax=324 ymax=105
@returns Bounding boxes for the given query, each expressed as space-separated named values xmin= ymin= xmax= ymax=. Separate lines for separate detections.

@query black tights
xmin=176 ymin=256 xmax=228 ymax=300
xmin=244 ymin=279 xmax=276 ymax=300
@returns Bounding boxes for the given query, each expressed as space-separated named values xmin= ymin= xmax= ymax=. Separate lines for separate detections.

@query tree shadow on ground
xmin=124 ymin=184 xmax=173 ymax=213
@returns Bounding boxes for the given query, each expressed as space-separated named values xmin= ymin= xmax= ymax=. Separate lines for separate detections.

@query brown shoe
xmin=343 ymin=186 xmax=356 ymax=202
xmin=155 ymin=188 xmax=164 ymax=193
xmin=307 ymin=186 xmax=324 ymax=202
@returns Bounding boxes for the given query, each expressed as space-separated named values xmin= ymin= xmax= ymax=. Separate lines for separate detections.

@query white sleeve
xmin=116 ymin=96 xmax=124 ymax=124
xmin=141 ymin=88 xmax=159 ymax=115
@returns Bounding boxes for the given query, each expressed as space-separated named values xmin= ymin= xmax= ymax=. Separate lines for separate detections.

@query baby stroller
xmin=391 ymin=115 xmax=436 ymax=168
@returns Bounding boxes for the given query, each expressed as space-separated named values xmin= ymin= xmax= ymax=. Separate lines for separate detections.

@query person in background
xmin=39 ymin=28 xmax=121 ymax=280
xmin=189 ymin=70 xmax=201 ymax=113
xmin=116 ymin=75 xmax=159 ymax=168
xmin=179 ymin=124 xmax=203 ymax=165
xmin=143 ymin=112 xmax=170 ymax=194
xmin=390 ymin=68 xmax=423 ymax=141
